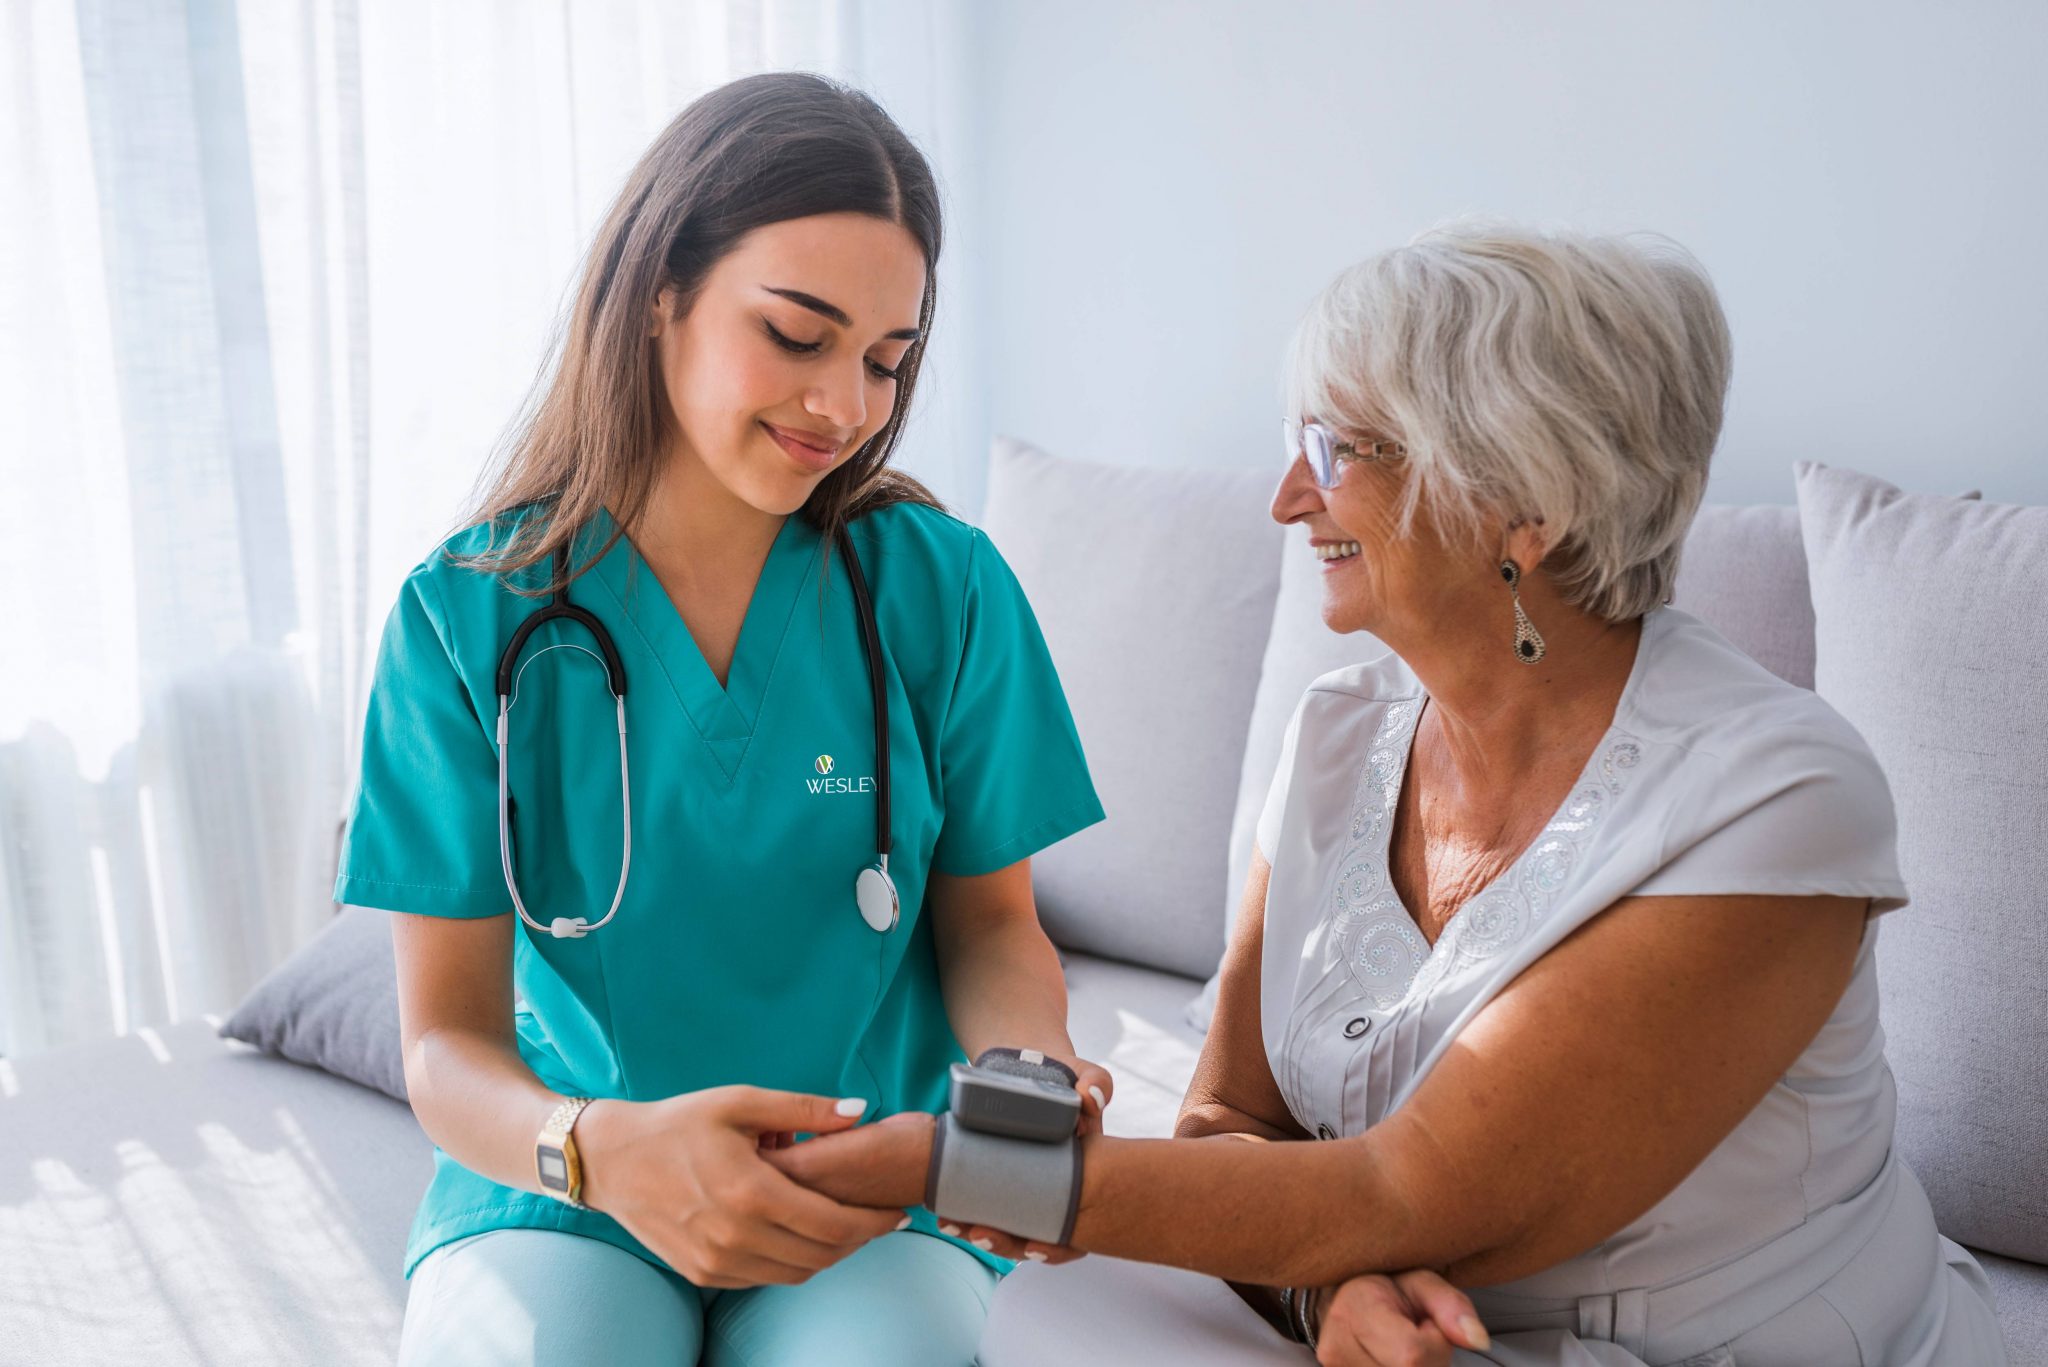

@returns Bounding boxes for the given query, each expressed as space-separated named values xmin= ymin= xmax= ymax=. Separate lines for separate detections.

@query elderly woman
xmin=763 ymin=223 xmax=2008 ymax=1366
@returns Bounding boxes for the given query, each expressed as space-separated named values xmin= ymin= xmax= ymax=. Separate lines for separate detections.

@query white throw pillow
xmin=1186 ymin=523 xmax=1390 ymax=1029
xmin=980 ymin=438 xmax=1284 ymax=978
xmin=1796 ymin=459 xmax=2048 ymax=1264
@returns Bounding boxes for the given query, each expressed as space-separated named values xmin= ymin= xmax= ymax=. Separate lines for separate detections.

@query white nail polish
xmin=1025 ymin=1250 xmax=1048 ymax=1262
xmin=1088 ymin=1085 xmax=1107 ymax=1111
xmin=894 ymin=1214 xmax=912 ymax=1231
xmin=940 ymin=1223 xmax=962 ymax=1236
xmin=972 ymin=1237 xmax=993 ymax=1251
xmin=833 ymin=1096 xmax=868 ymax=1117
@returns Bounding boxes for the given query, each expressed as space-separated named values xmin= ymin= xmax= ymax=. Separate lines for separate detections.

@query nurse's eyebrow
xmin=762 ymin=286 xmax=921 ymax=342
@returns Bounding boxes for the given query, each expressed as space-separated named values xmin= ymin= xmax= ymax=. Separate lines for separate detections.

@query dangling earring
xmin=1500 ymin=559 xmax=1546 ymax=664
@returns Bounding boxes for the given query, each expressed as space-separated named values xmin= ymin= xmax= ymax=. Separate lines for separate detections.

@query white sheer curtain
xmin=0 ymin=0 xmax=979 ymax=1058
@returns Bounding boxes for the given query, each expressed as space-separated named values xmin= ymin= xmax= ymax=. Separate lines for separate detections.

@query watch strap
xmin=537 ymin=1096 xmax=595 ymax=1207
xmin=543 ymin=1095 xmax=594 ymax=1139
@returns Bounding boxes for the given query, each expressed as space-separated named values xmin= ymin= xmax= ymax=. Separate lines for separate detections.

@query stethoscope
xmin=494 ymin=523 xmax=898 ymax=940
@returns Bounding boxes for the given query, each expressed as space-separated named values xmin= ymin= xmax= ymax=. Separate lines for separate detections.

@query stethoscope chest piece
xmin=856 ymin=862 xmax=899 ymax=934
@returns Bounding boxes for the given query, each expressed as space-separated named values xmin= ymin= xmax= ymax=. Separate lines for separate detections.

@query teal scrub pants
xmin=396 ymin=1227 xmax=1000 ymax=1366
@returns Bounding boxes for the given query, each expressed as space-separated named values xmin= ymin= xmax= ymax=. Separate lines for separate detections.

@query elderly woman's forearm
xmin=1066 ymin=1129 xmax=1520 ymax=1288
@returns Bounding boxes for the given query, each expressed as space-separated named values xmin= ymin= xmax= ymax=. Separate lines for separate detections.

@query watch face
xmin=538 ymin=1147 xmax=569 ymax=1193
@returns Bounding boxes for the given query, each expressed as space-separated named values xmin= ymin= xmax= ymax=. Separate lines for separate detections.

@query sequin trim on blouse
xmin=1320 ymin=698 xmax=1645 ymax=1011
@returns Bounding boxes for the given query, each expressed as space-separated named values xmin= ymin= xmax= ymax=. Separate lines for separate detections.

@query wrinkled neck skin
xmin=1380 ymin=574 xmax=1643 ymax=819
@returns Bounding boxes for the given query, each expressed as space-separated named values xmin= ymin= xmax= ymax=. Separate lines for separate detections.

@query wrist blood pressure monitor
xmin=948 ymin=1046 xmax=1082 ymax=1141
xmin=926 ymin=1048 xmax=1086 ymax=1247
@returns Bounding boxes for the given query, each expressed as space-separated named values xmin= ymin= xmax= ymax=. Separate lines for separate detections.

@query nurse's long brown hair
xmin=448 ymin=71 xmax=946 ymax=595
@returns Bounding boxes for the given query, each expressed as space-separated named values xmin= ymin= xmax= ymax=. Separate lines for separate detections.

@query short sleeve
xmin=333 ymin=570 xmax=510 ymax=917
xmin=1254 ymin=690 xmax=1311 ymax=863
xmin=929 ymin=529 xmax=1106 ymax=877
xmin=1631 ymin=726 xmax=1910 ymax=916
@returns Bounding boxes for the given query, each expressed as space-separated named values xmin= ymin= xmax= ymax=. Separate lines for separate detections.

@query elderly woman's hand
xmin=1310 ymin=1269 xmax=1490 ymax=1366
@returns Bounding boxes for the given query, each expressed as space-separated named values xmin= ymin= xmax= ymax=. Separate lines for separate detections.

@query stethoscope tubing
xmin=494 ymin=519 xmax=890 ymax=939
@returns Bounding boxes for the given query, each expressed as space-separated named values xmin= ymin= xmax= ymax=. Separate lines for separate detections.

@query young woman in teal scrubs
xmin=335 ymin=73 xmax=1114 ymax=1365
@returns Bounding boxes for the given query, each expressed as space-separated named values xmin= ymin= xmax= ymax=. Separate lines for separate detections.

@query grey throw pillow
xmin=981 ymin=438 xmax=1284 ymax=978
xmin=219 ymin=903 xmax=408 ymax=1101
xmin=1796 ymin=459 xmax=2048 ymax=1264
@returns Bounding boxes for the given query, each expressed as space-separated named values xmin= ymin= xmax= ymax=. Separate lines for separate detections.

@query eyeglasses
xmin=1282 ymin=418 xmax=1407 ymax=489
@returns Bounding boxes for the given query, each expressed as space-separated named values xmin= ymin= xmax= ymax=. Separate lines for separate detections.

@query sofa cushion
xmin=221 ymin=903 xmax=407 ymax=1102
xmin=985 ymin=1252 xmax=1313 ymax=1366
xmin=1059 ymin=950 xmax=1207 ymax=1140
xmin=1969 ymin=1249 xmax=2048 ymax=1366
xmin=1797 ymin=460 xmax=2048 ymax=1264
xmin=0 ymin=1017 xmax=428 ymax=1364
xmin=1668 ymin=503 xmax=1816 ymax=690
xmin=980 ymin=438 xmax=1284 ymax=978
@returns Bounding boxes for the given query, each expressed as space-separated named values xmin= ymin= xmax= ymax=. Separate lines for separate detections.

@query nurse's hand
xmin=1060 ymin=1052 xmax=1115 ymax=1139
xmin=575 ymin=1088 xmax=911 ymax=1290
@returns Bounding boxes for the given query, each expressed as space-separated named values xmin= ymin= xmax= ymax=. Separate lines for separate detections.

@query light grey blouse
xmin=1255 ymin=605 xmax=2005 ymax=1365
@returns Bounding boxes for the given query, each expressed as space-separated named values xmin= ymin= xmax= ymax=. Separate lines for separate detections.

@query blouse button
xmin=1316 ymin=1123 xmax=1336 ymax=1140
xmin=1342 ymin=1016 xmax=1371 ymax=1039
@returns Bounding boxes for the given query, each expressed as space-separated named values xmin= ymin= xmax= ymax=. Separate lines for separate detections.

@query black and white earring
xmin=1500 ymin=559 xmax=1546 ymax=664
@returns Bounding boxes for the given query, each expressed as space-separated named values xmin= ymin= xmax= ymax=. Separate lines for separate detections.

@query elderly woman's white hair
xmin=1285 ymin=219 xmax=1733 ymax=623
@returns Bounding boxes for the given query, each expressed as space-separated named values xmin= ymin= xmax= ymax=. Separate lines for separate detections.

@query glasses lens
xmin=1301 ymin=423 xmax=1336 ymax=487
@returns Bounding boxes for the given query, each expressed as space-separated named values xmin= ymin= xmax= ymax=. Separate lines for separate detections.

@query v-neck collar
xmin=580 ymin=504 xmax=822 ymax=783
xmin=1380 ymin=606 xmax=1661 ymax=953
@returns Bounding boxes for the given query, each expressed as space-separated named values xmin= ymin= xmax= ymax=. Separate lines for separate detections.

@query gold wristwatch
xmin=536 ymin=1096 xmax=595 ymax=1208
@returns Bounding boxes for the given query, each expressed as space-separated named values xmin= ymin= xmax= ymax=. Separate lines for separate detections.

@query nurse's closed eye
xmin=763 ymin=318 xmax=905 ymax=382
xmin=762 ymin=319 xmax=824 ymax=354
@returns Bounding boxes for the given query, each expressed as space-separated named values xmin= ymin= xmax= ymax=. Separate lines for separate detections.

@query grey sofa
xmin=3 ymin=445 xmax=2040 ymax=1366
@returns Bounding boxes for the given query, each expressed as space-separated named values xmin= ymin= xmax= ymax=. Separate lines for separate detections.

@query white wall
xmin=961 ymin=0 xmax=2048 ymax=513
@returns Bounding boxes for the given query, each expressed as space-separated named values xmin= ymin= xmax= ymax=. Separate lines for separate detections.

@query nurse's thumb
xmin=724 ymin=1086 xmax=870 ymax=1135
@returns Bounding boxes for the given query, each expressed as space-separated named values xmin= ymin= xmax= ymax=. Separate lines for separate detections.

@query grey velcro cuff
xmin=924 ymin=1111 xmax=1082 ymax=1246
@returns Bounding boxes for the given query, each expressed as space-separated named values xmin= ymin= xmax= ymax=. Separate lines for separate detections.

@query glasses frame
xmin=1282 ymin=417 xmax=1407 ymax=489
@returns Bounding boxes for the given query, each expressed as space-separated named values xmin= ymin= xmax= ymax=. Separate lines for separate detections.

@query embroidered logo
xmin=806 ymin=753 xmax=875 ymax=795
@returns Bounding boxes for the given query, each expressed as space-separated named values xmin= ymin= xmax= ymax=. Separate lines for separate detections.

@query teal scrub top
xmin=333 ymin=498 xmax=1105 ymax=1282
